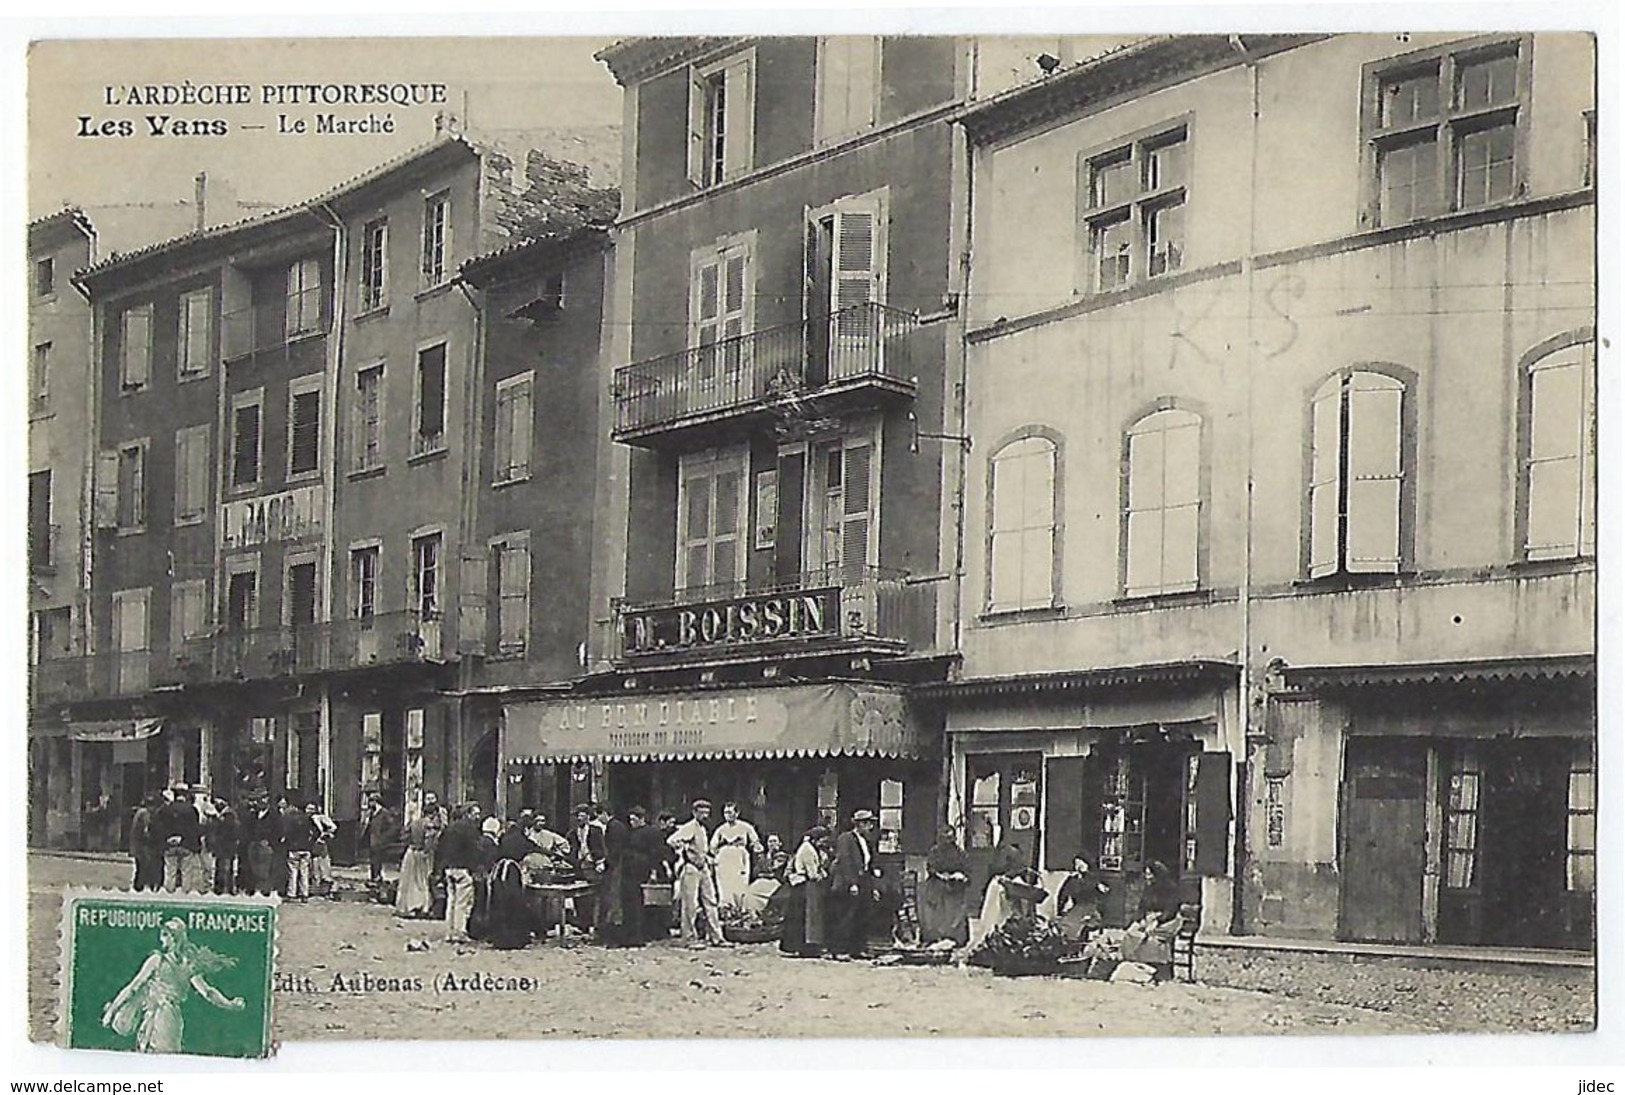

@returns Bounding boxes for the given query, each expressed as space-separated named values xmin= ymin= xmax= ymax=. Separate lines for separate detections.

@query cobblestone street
xmin=27 ymin=855 xmax=1594 ymax=1043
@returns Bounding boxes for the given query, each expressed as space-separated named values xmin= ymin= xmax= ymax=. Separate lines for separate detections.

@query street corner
xmin=59 ymin=888 xmax=278 ymax=1058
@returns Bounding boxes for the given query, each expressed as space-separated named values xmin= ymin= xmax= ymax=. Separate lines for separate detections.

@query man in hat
xmin=154 ymin=783 xmax=205 ymax=892
xmin=828 ymin=810 xmax=882 ymax=958
xmin=361 ymin=792 xmax=401 ymax=890
xmin=668 ymin=799 xmax=726 ymax=948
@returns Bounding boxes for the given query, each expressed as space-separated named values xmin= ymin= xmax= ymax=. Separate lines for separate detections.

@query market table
xmin=527 ymin=879 xmax=597 ymax=940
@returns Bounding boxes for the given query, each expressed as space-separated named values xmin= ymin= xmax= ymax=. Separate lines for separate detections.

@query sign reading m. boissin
xmin=620 ymin=586 xmax=840 ymax=656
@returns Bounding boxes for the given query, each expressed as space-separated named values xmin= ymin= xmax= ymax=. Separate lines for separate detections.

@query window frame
xmin=800 ymin=418 xmax=882 ymax=583
xmin=814 ymin=36 xmax=881 ymax=146
xmin=34 ymin=256 xmax=55 ymax=299
xmin=1567 ymin=747 xmax=1596 ymax=893
xmin=1442 ymin=744 xmax=1482 ymax=891
xmin=169 ymin=578 xmax=211 ymax=657
xmin=489 ymin=531 xmax=532 ymax=657
xmin=492 ymin=370 xmax=535 ymax=486
xmin=1515 ymin=331 xmax=1596 ymax=563
xmin=351 ymin=360 xmax=387 ymax=475
xmin=984 ymin=425 xmax=1064 ymax=615
xmin=1359 ymin=35 xmax=1533 ymax=229
xmin=1075 ymin=116 xmax=1193 ymax=295
xmin=31 ymin=341 xmax=51 ymax=416
xmin=229 ymin=387 xmax=266 ymax=494
xmin=349 ymin=540 xmax=382 ymax=621
xmin=282 ymin=551 xmax=322 ymax=630
xmin=284 ymin=256 xmax=323 ymax=339
xmin=286 ymin=373 xmax=325 ymax=482
xmin=1119 ymin=399 xmax=1208 ymax=600
xmin=1302 ymin=365 xmax=1416 ymax=581
xmin=409 ymin=528 xmax=445 ymax=621
xmin=116 ymin=438 xmax=150 ymax=534
xmin=675 ymin=446 xmax=751 ymax=595
xmin=222 ymin=555 xmax=262 ymax=634
xmin=177 ymin=286 xmax=215 ymax=381
xmin=421 ymin=191 xmax=452 ymax=288
xmin=359 ymin=217 xmax=390 ymax=313
xmin=687 ymin=48 xmax=757 ymax=189
xmin=412 ymin=340 xmax=450 ymax=459
xmin=173 ymin=423 xmax=211 ymax=527
xmin=119 ymin=303 xmax=154 ymax=393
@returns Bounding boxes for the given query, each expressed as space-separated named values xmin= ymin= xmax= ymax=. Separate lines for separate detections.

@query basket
xmin=641 ymin=883 xmax=673 ymax=907
xmin=721 ymin=923 xmax=781 ymax=944
xmin=893 ymin=949 xmax=956 ymax=966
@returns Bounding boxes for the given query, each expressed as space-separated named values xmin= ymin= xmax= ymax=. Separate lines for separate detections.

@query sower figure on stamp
xmin=101 ymin=919 xmax=244 ymax=1054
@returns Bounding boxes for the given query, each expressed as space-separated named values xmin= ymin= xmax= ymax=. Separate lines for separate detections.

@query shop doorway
xmin=1479 ymin=740 xmax=1570 ymax=946
xmin=963 ymin=752 xmax=1042 ymax=899
xmin=1340 ymin=738 xmax=1427 ymax=943
xmin=1085 ymin=735 xmax=1206 ymax=923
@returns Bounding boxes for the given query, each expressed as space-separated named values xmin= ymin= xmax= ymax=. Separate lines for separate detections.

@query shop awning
xmin=918 ymin=660 xmax=1237 ymax=701
xmin=1282 ymin=654 xmax=1594 ymax=690
xmin=69 ymin=717 xmax=164 ymax=744
xmin=502 ymin=682 xmax=925 ymax=763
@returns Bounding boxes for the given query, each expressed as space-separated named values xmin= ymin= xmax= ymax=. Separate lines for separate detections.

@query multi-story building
xmin=941 ymin=33 xmax=1596 ymax=948
xmin=495 ymin=37 xmax=974 ymax=867
xmin=27 ymin=209 xmax=96 ymax=848
xmin=47 ymin=135 xmax=616 ymax=857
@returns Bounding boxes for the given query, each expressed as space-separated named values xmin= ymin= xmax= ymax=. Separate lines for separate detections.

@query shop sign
xmin=220 ymin=484 xmax=324 ymax=550
xmin=619 ymin=586 xmax=840 ymax=657
xmin=70 ymin=718 xmax=164 ymax=744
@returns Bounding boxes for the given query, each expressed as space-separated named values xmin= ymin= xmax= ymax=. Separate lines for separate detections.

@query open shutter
xmin=498 ymin=543 xmax=530 ymax=652
xmin=721 ymin=58 xmax=754 ymax=181
xmin=511 ymin=380 xmax=533 ymax=479
xmin=1346 ymin=374 xmax=1403 ymax=572
xmin=95 ymin=450 xmax=120 ymax=528
xmin=830 ymin=205 xmax=881 ymax=379
xmin=1192 ymin=751 xmax=1232 ymax=877
xmin=1307 ymin=379 xmax=1342 ymax=577
xmin=686 ymin=69 xmax=707 ymax=186
xmin=1044 ymin=754 xmax=1089 ymax=870
xmin=840 ymin=441 xmax=873 ymax=582
xmin=458 ymin=553 xmax=487 ymax=656
xmin=775 ymin=451 xmax=805 ymax=583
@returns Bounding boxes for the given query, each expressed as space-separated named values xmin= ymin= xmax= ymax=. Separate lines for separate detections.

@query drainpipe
xmin=1229 ymin=34 xmax=1261 ymax=937
xmin=454 ymin=273 xmax=487 ymax=807
xmin=309 ymin=201 xmax=347 ymax=817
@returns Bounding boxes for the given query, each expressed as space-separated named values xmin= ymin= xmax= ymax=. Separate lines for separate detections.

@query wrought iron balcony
xmin=611 ymin=566 xmax=939 ymax=664
xmin=613 ymin=302 xmax=919 ymax=446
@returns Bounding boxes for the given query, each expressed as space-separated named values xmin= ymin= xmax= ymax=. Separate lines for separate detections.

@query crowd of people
xmin=125 ymin=782 xmax=337 ymax=901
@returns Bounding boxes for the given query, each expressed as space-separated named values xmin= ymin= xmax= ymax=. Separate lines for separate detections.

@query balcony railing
xmin=170 ymin=612 xmax=448 ymax=683
xmin=613 ymin=302 xmax=919 ymax=441
xmin=611 ymin=566 xmax=939 ymax=663
xmin=29 ymin=524 xmax=61 ymax=575
xmin=31 ymin=651 xmax=155 ymax=705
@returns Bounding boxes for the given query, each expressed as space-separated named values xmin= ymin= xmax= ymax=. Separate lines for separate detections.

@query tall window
xmin=1308 ymin=370 xmax=1406 ymax=579
xmin=687 ymin=52 xmax=754 ymax=188
xmin=987 ymin=433 xmax=1059 ymax=612
xmin=807 ymin=436 xmax=875 ymax=583
xmin=1080 ymin=123 xmax=1188 ymax=292
xmin=120 ymin=304 xmax=153 ymax=392
xmin=806 ymin=193 xmax=886 ymax=381
xmin=353 ymin=363 xmax=385 ymax=472
xmin=285 ymin=258 xmax=321 ymax=337
xmin=31 ymin=342 xmax=50 ymax=415
xmin=225 ymin=568 xmax=258 ymax=632
xmin=816 ymin=37 xmax=879 ymax=143
xmin=117 ymin=441 xmax=147 ymax=531
xmin=111 ymin=588 xmax=151 ymax=693
xmin=169 ymin=580 xmax=210 ymax=656
xmin=1567 ymin=749 xmax=1596 ymax=893
xmin=1521 ymin=340 xmax=1596 ymax=560
xmin=1443 ymin=746 xmax=1481 ymax=889
xmin=676 ymin=448 xmax=747 ymax=593
xmin=492 ymin=372 xmax=534 ymax=484
xmin=411 ymin=532 xmax=442 ymax=619
xmin=28 ymin=470 xmax=52 ymax=572
xmin=360 ymin=218 xmax=389 ymax=311
xmin=178 ymin=288 xmax=213 ymax=379
xmin=230 ymin=391 xmax=264 ymax=490
xmin=1364 ymin=39 xmax=1526 ymax=226
xmin=173 ymin=424 xmax=210 ymax=525
xmin=287 ymin=380 xmax=322 ymax=478
xmin=1123 ymin=407 xmax=1201 ymax=597
xmin=421 ymin=192 xmax=451 ymax=286
xmin=493 ymin=536 xmax=531 ymax=655
xmin=350 ymin=545 xmax=379 ymax=620
xmin=414 ymin=344 xmax=448 ymax=456
xmin=34 ymin=257 xmax=54 ymax=297
xmin=689 ymin=237 xmax=753 ymax=405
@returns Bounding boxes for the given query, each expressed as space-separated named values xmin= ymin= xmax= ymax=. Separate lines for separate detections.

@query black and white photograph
xmin=14 ymin=19 xmax=1613 ymax=1069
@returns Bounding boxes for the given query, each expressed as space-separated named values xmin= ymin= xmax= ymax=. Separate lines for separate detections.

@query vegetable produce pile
xmin=967 ymin=914 xmax=1073 ymax=973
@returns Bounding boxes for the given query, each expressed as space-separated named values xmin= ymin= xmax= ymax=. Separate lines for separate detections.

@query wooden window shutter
xmin=840 ymin=441 xmax=873 ymax=581
xmin=711 ymin=465 xmax=743 ymax=587
xmin=1307 ymin=379 xmax=1342 ymax=578
xmin=694 ymin=258 xmax=722 ymax=349
xmin=95 ymin=450 xmax=120 ymax=528
xmin=831 ymin=206 xmax=880 ymax=359
xmin=290 ymin=390 xmax=321 ymax=475
xmin=458 ymin=553 xmax=487 ymax=656
xmin=686 ymin=69 xmax=707 ymax=186
xmin=498 ymin=543 xmax=530 ymax=652
xmin=775 ymin=451 xmax=806 ymax=583
xmin=1346 ymin=373 xmax=1403 ymax=573
xmin=721 ymin=58 xmax=754 ymax=180
xmin=1192 ymin=750 xmax=1232 ymax=876
xmin=1043 ymin=754 xmax=1088 ymax=870
xmin=511 ymin=380 xmax=533 ymax=479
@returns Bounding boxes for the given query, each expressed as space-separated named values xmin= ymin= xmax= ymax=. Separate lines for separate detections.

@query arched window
xmin=1123 ymin=407 xmax=1202 ymax=597
xmin=1521 ymin=340 xmax=1596 ymax=560
xmin=988 ymin=433 xmax=1059 ymax=611
xmin=1308 ymin=370 xmax=1407 ymax=578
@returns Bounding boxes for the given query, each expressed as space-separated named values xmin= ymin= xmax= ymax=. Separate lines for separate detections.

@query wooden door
xmin=1340 ymin=739 xmax=1427 ymax=943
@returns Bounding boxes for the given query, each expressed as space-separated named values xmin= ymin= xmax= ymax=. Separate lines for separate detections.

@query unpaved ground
xmin=27 ymin=855 xmax=1590 ymax=1043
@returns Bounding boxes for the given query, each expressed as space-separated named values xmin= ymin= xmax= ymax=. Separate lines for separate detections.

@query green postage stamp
xmin=58 ymin=890 xmax=278 ymax=1058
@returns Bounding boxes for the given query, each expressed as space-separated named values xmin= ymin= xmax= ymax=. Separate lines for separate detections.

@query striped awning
xmin=1282 ymin=654 xmax=1594 ymax=690
xmin=69 ymin=717 xmax=164 ymax=743
xmin=503 ymin=682 xmax=924 ymax=764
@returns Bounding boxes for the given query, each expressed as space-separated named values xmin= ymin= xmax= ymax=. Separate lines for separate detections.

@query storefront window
xmin=968 ymin=771 xmax=1000 ymax=849
xmin=816 ymin=768 xmax=839 ymax=829
xmin=1010 ymin=768 xmax=1039 ymax=836
xmin=1567 ymin=753 xmax=1596 ymax=892
xmin=879 ymin=778 xmax=904 ymax=853
xmin=1444 ymin=747 xmax=1480 ymax=889
xmin=1100 ymin=753 xmax=1146 ymax=871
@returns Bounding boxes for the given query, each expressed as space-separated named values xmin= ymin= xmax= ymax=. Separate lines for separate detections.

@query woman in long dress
xmin=778 ymin=825 xmax=829 ymax=957
xmin=101 ymin=919 xmax=244 ymax=1053
xmin=394 ymin=799 xmax=444 ymax=918
xmin=709 ymin=802 xmax=762 ymax=912
xmin=918 ymin=826 xmax=971 ymax=946
xmin=966 ymin=844 xmax=1045 ymax=952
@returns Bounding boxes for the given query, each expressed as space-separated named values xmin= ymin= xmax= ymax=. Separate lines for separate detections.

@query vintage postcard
xmin=24 ymin=29 xmax=1600 ymax=1054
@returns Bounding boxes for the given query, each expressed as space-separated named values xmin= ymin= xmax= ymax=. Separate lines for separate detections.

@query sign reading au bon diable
xmin=619 ymin=586 xmax=840 ymax=657
xmin=220 ymin=484 xmax=324 ymax=550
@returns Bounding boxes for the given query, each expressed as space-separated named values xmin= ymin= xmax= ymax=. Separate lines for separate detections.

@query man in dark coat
xmin=434 ymin=803 xmax=493 ymax=943
xmin=128 ymin=795 xmax=161 ymax=891
xmin=598 ymin=805 xmax=634 ymax=946
xmin=828 ymin=810 xmax=881 ymax=958
xmin=209 ymin=799 xmax=241 ymax=895
xmin=361 ymin=793 xmax=401 ymax=887
xmin=154 ymin=784 xmax=205 ymax=892
xmin=238 ymin=795 xmax=283 ymax=896
xmin=497 ymin=813 xmax=542 ymax=864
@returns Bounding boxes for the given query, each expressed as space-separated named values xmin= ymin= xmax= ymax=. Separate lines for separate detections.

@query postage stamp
xmin=58 ymin=890 xmax=278 ymax=1058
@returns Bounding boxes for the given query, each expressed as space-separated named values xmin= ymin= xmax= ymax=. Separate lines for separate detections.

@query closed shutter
xmin=497 ymin=543 xmax=529 ymax=652
xmin=114 ymin=590 xmax=149 ymax=652
xmin=711 ymin=465 xmax=742 ymax=588
xmin=1192 ymin=751 xmax=1232 ymax=877
xmin=775 ymin=451 xmax=805 ymax=583
xmin=232 ymin=404 xmax=261 ymax=487
xmin=830 ymin=206 xmax=880 ymax=379
xmin=1044 ymin=754 xmax=1089 ymax=870
xmin=839 ymin=441 xmax=873 ymax=581
xmin=680 ymin=471 xmax=712 ymax=590
xmin=510 ymin=380 xmax=533 ymax=480
xmin=122 ymin=307 xmax=151 ymax=388
xmin=1307 ymin=379 xmax=1341 ymax=578
xmin=289 ymin=389 xmax=321 ymax=475
xmin=721 ymin=58 xmax=754 ymax=181
xmin=1346 ymin=374 xmax=1403 ymax=572
xmin=458 ymin=553 xmax=487 ymax=656
xmin=95 ymin=450 xmax=120 ymax=528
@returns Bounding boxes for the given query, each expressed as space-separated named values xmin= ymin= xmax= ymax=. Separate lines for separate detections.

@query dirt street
xmin=27 ymin=855 xmax=1590 ymax=1043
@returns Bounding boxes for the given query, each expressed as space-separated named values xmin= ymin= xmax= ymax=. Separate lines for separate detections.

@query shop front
xmin=936 ymin=663 xmax=1241 ymax=931
xmin=501 ymin=681 xmax=940 ymax=864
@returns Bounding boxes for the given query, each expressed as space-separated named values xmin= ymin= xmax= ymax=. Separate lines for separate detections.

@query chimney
xmin=194 ymin=172 xmax=207 ymax=233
